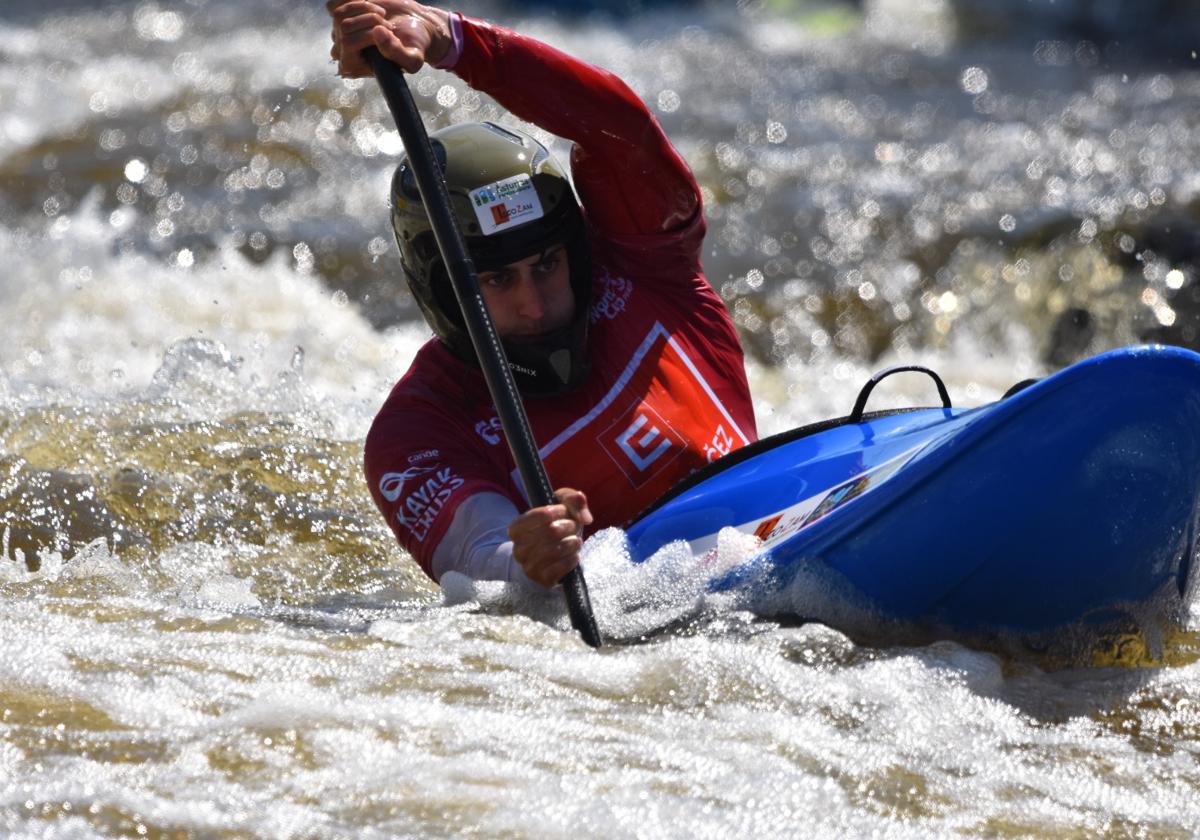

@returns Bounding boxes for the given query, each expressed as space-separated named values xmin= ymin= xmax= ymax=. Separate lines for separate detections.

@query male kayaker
xmin=328 ymin=0 xmax=758 ymax=589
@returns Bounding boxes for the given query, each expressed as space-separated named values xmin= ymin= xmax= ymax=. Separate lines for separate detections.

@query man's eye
xmin=537 ymin=256 xmax=560 ymax=272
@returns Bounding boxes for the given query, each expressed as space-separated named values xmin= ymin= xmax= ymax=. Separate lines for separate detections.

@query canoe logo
xmin=394 ymin=466 xmax=466 ymax=542
xmin=476 ymin=416 xmax=503 ymax=445
xmin=379 ymin=466 xmax=436 ymax=502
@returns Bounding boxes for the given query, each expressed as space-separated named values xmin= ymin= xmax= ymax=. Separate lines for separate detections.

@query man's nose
xmin=513 ymin=273 xmax=546 ymax=320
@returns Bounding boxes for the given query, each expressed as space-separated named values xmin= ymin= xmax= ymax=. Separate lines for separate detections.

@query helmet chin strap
xmin=548 ymin=349 xmax=572 ymax=383
xmin=501 ymin=318 xmax=589 ymax=396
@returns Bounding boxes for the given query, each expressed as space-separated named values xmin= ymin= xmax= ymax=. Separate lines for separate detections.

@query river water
xmin=3 ymin=0 xmax=1200 ymax=836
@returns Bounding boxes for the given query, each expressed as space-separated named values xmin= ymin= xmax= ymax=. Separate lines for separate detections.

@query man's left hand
xmin=508 ymin=488 xmax=593 ymax=589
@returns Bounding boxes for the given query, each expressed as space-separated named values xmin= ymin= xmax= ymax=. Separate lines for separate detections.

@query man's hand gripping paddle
xmin=364 ymin=48 xmax=603 ymax=649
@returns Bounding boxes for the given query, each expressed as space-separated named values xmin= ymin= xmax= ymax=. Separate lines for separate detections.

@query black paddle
xmin=364 ymin=48 xmax=603 ymax=649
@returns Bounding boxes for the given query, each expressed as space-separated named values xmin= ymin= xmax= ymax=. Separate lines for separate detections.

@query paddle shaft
xmin=365 ymin=48 xmax=602 ymax=648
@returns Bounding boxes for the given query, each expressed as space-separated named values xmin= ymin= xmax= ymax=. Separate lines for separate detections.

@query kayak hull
xmin=626 ymin=346 xmax=1200 ymax=634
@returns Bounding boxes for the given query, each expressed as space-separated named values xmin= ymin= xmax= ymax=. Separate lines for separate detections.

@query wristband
xmin=431 ymin=12 xmax=464 ymax=70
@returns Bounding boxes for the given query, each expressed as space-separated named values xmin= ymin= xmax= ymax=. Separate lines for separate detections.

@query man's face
xmin=476 ymin=244 xmax=574 ymax=341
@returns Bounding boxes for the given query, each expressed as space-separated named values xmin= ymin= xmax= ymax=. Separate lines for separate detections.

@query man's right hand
xmin=508 ymin=488 xmax=594 ymax=589
xmin=327 ymin=0 xmax=452 ymax=78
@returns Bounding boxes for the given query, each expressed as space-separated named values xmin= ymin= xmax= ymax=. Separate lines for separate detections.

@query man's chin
xmin=505 ymin=331 xmax=557 ymax=346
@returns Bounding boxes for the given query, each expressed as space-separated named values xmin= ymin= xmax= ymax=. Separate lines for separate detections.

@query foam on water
xmin=2 ymin=197 xmax=1197 ymax=838
xmin=0 ymin=195 xmax=430 ymax=437
xmin=5 ymin=565 xmax=1200 ymax=838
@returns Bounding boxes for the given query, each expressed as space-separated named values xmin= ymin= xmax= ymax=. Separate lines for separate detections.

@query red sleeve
xmin=452 ymin=17 xmax=703 ymax=246
xmin=363 ymin=406 xmax=521 ymax=581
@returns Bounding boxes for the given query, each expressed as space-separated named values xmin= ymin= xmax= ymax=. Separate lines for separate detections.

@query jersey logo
xmin=590 ymin=269 xmax=634 ymax=323
xmin=379 ymin=466 xmax=435 ymax=502
xmin=704 ymin=424 xmax=736 ymax=463
xmin=511 ymin=322 xmax=751 ymax=524
xmin=475 ymin=416 xmax=503 ymax=445
xmin=601 ymin=404 xmax=685 ymax=486
xmin=393 ymin=466 xmax=466 ymax=543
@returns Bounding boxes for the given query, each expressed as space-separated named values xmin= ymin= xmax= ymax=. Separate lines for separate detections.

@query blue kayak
xmin=626 ymin=346 xmax=1200 ymax=634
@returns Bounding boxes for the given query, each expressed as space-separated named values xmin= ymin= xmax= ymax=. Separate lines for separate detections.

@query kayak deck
xmin=626 ymin=346 xmax=1200 ymax=634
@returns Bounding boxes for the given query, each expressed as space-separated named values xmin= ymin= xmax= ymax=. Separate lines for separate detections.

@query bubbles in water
xmin=376 ymin=130 xmax=404 ymax=156
xmin=134 ymin=5 xmax=184 ymax=42
xmin=960 ymin=66 xmax=989 ymax=95
xmin=657 ymin=89 xmax=681 ymax=113
xmin=148 ymin=337 xmax=242 ymax=395
xmin=292 ymin=242 xmax=314 ymax=273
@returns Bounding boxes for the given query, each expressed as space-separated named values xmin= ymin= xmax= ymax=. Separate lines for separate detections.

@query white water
xmin=4 ymin=0 xmax=1200 ymax=837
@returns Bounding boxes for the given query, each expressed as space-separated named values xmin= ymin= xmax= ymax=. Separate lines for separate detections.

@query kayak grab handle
xmin=848 ymin=366 xmax=952 ymax=423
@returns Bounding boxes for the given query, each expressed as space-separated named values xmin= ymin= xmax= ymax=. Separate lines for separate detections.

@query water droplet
xmin=960 ymin=67 xmax=988 ymax=95
xmin=293 ymin=242 xmax=314 ymax=272
xmin=377 ymin=130 xmax=403 ymax=156
xmin=657 ymin=89 xmax=680 ymax=113
xmin=124 ymin=159 xmax=148 ymax=183
xmin=284 ymin=66 xmax=307 ymax=88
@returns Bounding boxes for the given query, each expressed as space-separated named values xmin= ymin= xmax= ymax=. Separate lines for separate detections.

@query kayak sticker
xmin=470 ymin=174 xmax=544 ymax=235
xmin=713 ymin=443 xmax=928 ymax=554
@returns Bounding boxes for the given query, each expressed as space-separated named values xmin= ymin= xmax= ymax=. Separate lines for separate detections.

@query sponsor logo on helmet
xmin=407 ymin=449 xmax=440 ymax=463
xmin=394 ymin=466 xmax=466 ymax=542
xmin=475 ymin=416 xmax=503 ymax=445
xmin=473 ymin=185 xmax=500 ymax=206
xmin=470 ymin=175 xmax=545 ymax=236
xmin=379 ymin=466 xmax=436 ymax=502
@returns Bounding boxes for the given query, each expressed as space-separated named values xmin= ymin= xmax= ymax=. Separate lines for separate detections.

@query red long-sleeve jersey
xmin=364 ymin=15 xmax=758 ymax=581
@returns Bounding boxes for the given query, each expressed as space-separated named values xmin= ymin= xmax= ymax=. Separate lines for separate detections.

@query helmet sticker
xmin=470 ymin=174 xmax=545 ymax=236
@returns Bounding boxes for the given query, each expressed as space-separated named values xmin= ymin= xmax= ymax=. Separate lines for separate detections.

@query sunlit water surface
xmin=3 ymin=0 xmax=1200 ymax=836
